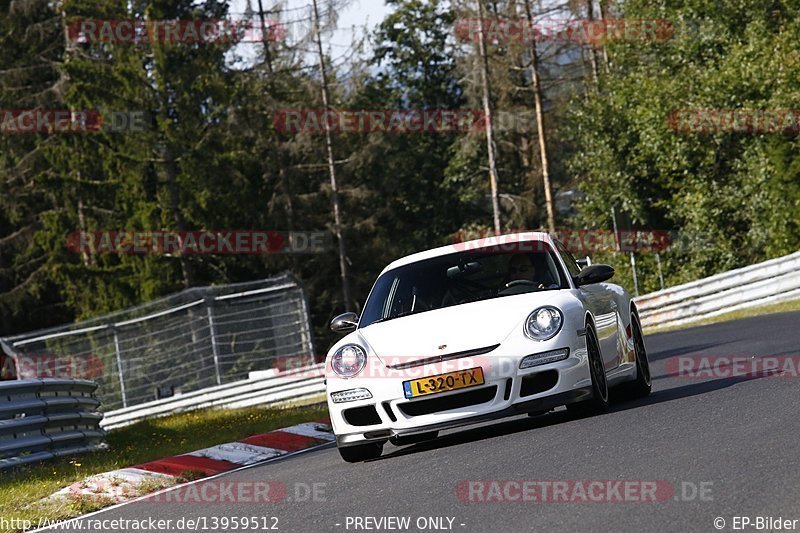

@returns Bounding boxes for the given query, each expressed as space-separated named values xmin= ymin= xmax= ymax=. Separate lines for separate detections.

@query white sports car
xmin=325 ymin=232 xmax=651 ymax=462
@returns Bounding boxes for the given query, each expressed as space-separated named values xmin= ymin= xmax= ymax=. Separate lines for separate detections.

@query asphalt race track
xmin=46 ymin=311 xmax=800 ymax=533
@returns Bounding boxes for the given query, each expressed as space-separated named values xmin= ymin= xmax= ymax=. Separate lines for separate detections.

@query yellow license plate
xmin=403 ymin=367 xmax=485 ymax=399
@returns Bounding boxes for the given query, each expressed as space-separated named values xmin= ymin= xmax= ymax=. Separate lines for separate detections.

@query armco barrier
xmin=101 ymin=364 xmax=325 ymax=430
xmin=635 ymin=250 xmax=800 ymax=330
xmin=0 ymin=379 xmax=106 ymax=470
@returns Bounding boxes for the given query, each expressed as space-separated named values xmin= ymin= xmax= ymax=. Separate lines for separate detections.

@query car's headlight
xmin=331 ymin=344 xmax=367 ymax=377
xmin=524 ymin=306 xmax=563 ymax=341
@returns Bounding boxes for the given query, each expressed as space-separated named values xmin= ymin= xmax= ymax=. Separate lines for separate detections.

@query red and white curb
xmin=47 ymin=419 xmax=333 ymax=505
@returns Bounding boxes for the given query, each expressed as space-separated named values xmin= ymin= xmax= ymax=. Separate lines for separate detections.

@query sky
xmin=228 ymin=0 xmax=392 ymax=59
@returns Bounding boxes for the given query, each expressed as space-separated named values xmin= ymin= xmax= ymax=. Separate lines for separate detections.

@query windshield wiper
xmin=372 ymin=310 xmax=421 ymax=324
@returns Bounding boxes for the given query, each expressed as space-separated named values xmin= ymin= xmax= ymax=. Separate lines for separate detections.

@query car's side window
xmin=554 ymin=239 xmax=581 ymax=278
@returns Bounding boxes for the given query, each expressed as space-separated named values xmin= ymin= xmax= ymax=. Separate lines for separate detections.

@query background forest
xmin=1 ymin=0 xmax=799 ymax=347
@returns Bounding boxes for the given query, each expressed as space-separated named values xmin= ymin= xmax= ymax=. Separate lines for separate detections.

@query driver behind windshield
xmin=506 ymin=254 xmax=558 ymax=289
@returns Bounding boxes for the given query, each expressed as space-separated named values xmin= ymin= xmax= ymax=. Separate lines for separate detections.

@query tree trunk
xmin=164 ymin=146 xmax=194 ymax=288
xmin=312 ymin=0 xmax=352 ymax=309
xmin=61 ymin=7 xmax=94 ymax=267
xmin=255 ymin=0 xmax=274 ymax=76
xmin=76 ymin=193 xmax=94 ymax=267
xmin=598 ymin=0 xmax=611 ymax=73
xmin=584 ymin=0 xmax=600 ymax=87
xmin=524 ymin=0 xmax=556 ymax=232
xmin=255 ymin=0 xmax=295 ymax=268
xmin=475 ymin=0 xmax=502 ymax=235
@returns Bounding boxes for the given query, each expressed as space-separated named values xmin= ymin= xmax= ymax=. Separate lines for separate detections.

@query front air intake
xmin=343 ymin=405 xmax=382 ymax=426
xmin=398 ymin=386 xmax=497 ymax=417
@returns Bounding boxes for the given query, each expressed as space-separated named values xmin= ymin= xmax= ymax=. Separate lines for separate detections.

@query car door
xmin=553 ymin=240 xmax=620 ymax=371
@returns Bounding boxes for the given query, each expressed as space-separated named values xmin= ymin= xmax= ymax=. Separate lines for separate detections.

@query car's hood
xmin=357 ymin=293 xmax=551 ymax=366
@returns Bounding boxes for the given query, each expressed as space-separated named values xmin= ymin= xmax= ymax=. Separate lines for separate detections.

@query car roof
xmin=380 ymin=231 xmax=554 ymax=274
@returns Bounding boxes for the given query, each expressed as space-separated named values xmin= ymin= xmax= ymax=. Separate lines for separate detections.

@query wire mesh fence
xmin=0 ymin=273 xmax=315 ymax=412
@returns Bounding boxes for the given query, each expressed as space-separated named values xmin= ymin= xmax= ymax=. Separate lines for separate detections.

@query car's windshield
xmin=359 ymin=243 xmax=568 ymax=328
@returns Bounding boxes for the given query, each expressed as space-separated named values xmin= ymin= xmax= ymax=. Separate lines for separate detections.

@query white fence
xmin=0 ymin=274 xmax=315 ymax=412
xmin=635 ymin=250 xmax=800 ymax=330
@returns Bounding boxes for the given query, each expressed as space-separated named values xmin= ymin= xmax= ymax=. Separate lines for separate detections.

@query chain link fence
xmin=0 ymin=273 xmax=315 ymax=412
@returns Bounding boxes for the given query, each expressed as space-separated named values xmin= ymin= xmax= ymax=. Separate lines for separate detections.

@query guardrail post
xmin=111 ymin=326 xmax=128 ymax=408
xmin=630 ymin=252 xmax=640 ymax=297
xmin=297 ymin=288 xmax=316 ymax=364
xmin=206 ymin=297 xmax=222 ymax=386
xmin=655 ymin=252 xmax=665 ymax=291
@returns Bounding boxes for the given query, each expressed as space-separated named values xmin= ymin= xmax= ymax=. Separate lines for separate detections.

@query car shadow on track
xmin=609 ymin=372 xmax=769 ymax=412
xmin=370 ymin=411 xmax=574 ymax=462
xmin=645 ymin=343 xmax=729 ymax=362
xmin=371 ymin=372 xmax=769 ymax=462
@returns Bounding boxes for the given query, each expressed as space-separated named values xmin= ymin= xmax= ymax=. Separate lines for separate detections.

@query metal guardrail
xmin=635 ymin=250 xmax=800 ymax=330
xmin=101 ymin=364 xmax=325 ymax=430
xmin=0 ymin=379 xmax=106 ymax=470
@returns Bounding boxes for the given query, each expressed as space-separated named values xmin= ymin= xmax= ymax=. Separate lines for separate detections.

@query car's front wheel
xmin=567 ymin=324 xmax=609 ymax=417
xmin=337 ymin=441 xmax=384 ymax=463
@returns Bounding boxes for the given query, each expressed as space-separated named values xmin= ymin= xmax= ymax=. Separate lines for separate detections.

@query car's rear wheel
xmin=567 ymin=324 xmax=609 ymax=416
xmin=337 ymin=441 xmax=384 ymax=463
xmin=618 ymin=312 xmax=652 ymax=399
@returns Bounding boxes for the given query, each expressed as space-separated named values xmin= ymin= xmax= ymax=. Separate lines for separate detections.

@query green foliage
xmin=0 ymin=0 xmax=797 ymax=346
xmin=568 ymin=0 xmax=800 ymax=282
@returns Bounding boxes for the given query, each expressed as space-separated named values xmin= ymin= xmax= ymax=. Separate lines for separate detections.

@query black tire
xmin=618 ymin=312 xmax=652 ymax=399
xmin=567 ymin=324 xmax=610 ymax=417
xmin=389 ymin=431 xmax=438 ymax=446
xmin=337 ymin=441 xmax=384 ymax=463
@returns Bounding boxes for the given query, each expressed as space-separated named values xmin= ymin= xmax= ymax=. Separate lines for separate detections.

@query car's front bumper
xmin=327 ymin=332 xmax=597 ymax=447
xmin=334 ymin=388 xmax=593 ymax=446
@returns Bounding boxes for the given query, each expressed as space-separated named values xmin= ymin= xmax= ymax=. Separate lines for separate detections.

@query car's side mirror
xmin=330 ymin=312 xmax=359 ymax=333
xmin=574 ymin=264 xmax=615 ymax=286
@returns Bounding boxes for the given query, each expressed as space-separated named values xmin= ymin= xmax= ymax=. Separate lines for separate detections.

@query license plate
xmin=403 ymin=368 xmax=485 ymax=399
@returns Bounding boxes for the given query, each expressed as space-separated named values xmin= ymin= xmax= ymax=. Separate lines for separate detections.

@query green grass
xmin=0 ymin=402 xmax=329 ymax=532
xmin=644 ymin=298 xmax=800 ymax=334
